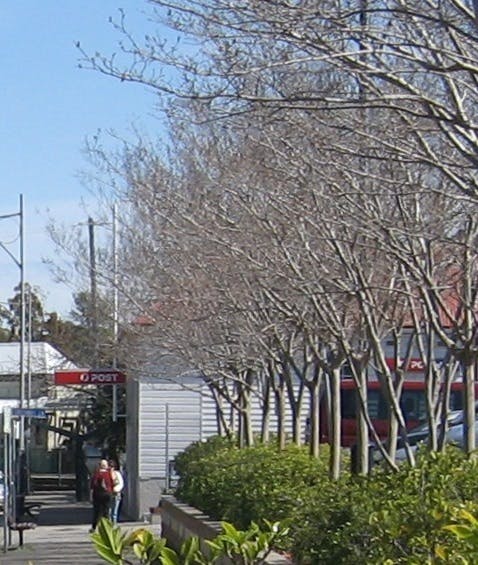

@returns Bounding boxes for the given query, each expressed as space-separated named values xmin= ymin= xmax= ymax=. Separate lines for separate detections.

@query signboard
xmin=54 ymin=369 xmax=126 ymax=386
xmin=3 ymin=407 xmax=11 ymax=434
xmin=385 ymin=358 xmax=444 ymax=372
xmin=12 ymin=408 xmax=47 ymax=419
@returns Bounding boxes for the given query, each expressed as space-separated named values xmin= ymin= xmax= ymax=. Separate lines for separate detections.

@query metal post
xmin=165 ymin=404 xmax=170 ymax=491
xmin=27 ymin=287 xmax=31 ymax=408
xmin=2 ymin=435 xmax=7 ymax=552
xmin=88 ymin=217 xmax=99 ymax=367
xmin=19 ymin=195 xmax=26 ymax=452
xmin=112 ymin=205 xmax=119 ymax=422
xmin=58 ymin=448 xmax=62 ymax=488
xmin=9 ymin=425 xmax=15 ymax=546
xmin=25 ymin=287 xmax=32 ymax=494
xmin=3 ymin=408 xmax=11 ymax=553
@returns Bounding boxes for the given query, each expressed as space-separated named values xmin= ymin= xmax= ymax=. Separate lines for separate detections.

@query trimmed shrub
xmin=174 ymin=438 xmax=478 ymax=563
xmin=290 ymin=446 xmax=478 ymax=563
xmin=174 ymin=437 xmax=331 ymax=528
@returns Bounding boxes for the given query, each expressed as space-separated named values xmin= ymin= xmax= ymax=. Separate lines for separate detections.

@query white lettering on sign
xmin=78 ymin=372 xmax=123 ymax=384
xmin=89 ymin=372 xmax=121 ymax=383
xmin=54 ymin=369 xmax=126 ymax=385
xmin=408 ymin=360 xmax=425 ymax=371
xmin=386 ymin=357 xmax=444 ymax=372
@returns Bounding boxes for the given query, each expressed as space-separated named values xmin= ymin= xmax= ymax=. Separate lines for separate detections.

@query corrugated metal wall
xmin=138 ymin=376 xmax=205 ymax=478
xmin=127 ymin=374 xmax=311 ymax=518
xmin=136 ymin=376 xmax=310 ymax=479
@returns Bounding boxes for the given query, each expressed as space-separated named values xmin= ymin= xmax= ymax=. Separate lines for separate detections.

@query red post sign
xmin=54 ymin=369 xmax=126 ymax=386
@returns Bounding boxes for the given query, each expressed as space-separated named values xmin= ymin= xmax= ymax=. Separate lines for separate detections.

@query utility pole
xmin=19 ymin=195 xmax=26 ymax=451
xmin=88 ymin=217 xmax=99 ymax=367
xmin=0 ymin=195 xmax=26 ymax=531
xmin=112 ymin=204 xmax=119 ymax=422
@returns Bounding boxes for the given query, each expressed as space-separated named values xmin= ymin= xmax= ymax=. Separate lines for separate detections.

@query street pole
xmin=112 ymin=204 xmax=119 ymax=422
xmin=0 ymin=196 xmax=26 ymax=449
xmin=27 ymin=286 xmax=32 ymax=408
xmin=88 ymin=217 xmax=99 ymax=367
xmin=19 ymin=194 xmax=26 ymax=452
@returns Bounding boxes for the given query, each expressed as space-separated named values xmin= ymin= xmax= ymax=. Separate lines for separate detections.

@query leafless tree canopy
xmin=62 ymin=0 xmax=478 ymax=474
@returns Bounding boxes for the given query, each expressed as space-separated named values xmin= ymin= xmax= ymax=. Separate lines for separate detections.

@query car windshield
xmin=395 ymin=410 xmax=463 ymax=450
xmin=410 ymin=410 xmax=463 ymax=434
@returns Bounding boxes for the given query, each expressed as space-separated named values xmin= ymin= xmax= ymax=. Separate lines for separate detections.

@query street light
xmin=0 ymin=195 xmax=26 ymax=552
xmin=0 ymin=195 xmax=26 ymax=449
xmin=86 ymin=206 xmax=121 ymax=422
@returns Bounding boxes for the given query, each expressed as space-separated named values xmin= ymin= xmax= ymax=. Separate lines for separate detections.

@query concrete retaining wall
xmin=159 ymin=495 xmax=292 ymax=564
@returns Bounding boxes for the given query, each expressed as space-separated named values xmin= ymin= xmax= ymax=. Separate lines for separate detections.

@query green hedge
xmin=175 ymin=436 xmax=330 ymax=528
xmin=173 ymin=438 xmax=478 ymax=563
xmin=290 ymin=447 xmax=478 ymax=563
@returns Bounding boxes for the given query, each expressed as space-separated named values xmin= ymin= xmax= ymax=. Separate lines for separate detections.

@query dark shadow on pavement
xmin=30 ymin=491 xmax=92 ymax=526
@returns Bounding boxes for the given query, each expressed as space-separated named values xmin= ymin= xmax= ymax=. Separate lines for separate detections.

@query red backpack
xmin=93 ymin=470 xmax=113 ymax=495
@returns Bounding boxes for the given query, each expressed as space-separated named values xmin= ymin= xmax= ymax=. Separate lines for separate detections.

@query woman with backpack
xmin=89 ymin=459 xmax=113 ymax=533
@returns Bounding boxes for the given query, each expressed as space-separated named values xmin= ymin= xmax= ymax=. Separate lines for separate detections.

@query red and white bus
xmin=320 ymin=378 xmax=478 ymax=447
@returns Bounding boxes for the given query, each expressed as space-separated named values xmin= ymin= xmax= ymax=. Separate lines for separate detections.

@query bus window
xmin=340 ymin=389 xmax=388 ymax=419
xmin=400 ymin=390 xmax=427 ymax=423
xmin=450 ymin=390 xmax=463 ymax=410
xmin=341 ymin=390 xmax=356 ymax=419
xmin=369 ymin=390 xmax=388 ymax=420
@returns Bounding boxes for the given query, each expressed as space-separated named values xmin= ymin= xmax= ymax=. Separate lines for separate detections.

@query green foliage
xmin=92 ymin=518 xmax=171 ymax=564
xmin=129 ymin=528 xmax=169 ymax=564
xmin=81 ymin=385 xmax=126 ymax=453
xmin=206 ymin=520 xmax=290 ymax=564
xmin=173 ymin=437 xmax=478 ymax=563
xmin=173 ymin=434 xmax=235 ymax=480
xmin=442 ymin=503 xmax=478 ymax=563
xmin=0 ymin=283 xmax=44 ymax=342
xmin=175 ymin=436 xmax=329 ymax=529
xmin=91 ymin=518 xmax=132 ymax=564
xmin=290 ymin=446 xmax=478 ymax=564
xmin=91 ymin=516 xmax=289 ymax=565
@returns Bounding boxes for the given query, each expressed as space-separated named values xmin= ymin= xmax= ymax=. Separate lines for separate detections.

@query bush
xmin=174 ymin=437 xmax=330 ymax=528
xmin=290 ymin=446 xmax=478 ymax=564
xmin=91 ymin=516 xmax=291 ymax=565
xmin=174 ymin=438 xmax=478 ymax=563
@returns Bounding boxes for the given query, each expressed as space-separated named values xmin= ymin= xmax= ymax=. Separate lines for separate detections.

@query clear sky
xmin=0 ymin=1 xmax=160 ymax=318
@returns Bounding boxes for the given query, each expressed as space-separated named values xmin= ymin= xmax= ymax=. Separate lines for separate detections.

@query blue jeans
xmin=110 ymin=494 xmax=121 ymax=524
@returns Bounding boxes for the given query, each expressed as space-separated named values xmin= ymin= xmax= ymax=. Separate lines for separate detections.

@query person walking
xmin=108 ymin=459 xmax=124 ymax=524
xmin=90 ymin=459 xmax=114 ymax=533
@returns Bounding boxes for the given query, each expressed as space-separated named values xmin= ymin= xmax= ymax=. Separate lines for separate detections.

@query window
xmin=400 ymin=390 xmax=427 ymax=421
xmin=341 ymin=388 xmax=388 ymax=419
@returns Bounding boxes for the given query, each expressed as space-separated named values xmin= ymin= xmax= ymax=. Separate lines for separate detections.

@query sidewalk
xmin=0 ymin=491 xmax=151 ymax=564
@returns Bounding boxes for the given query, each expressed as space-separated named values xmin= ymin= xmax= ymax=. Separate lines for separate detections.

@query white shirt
xmin=112 ymin=469 xmax=124 ymax=494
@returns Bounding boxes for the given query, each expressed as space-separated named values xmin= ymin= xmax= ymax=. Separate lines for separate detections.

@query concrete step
xmin=31 ymin=475 xmax=76 ymax=491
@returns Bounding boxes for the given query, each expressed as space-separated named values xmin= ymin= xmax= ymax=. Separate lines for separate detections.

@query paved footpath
xmin=0 ymin=491 xmax=154 ymax=564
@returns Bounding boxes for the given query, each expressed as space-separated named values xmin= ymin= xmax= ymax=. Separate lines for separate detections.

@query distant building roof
xmin=0 ymin=342 xmax=77 ymax=376
xmin=0 ymin=397 xmax=49 ymax=410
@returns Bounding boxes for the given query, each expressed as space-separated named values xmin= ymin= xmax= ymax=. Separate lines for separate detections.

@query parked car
xmin=395 ymin=411 xmax=478 ymax=461
xmin=368 ymin=408 xmax=475 ymax=464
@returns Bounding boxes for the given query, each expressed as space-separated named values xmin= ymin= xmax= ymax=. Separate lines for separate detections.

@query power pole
xmin=88 ymin=217 xmax=99 ymax=367
xmin=112 ymin=204 xmax=119 ymax=422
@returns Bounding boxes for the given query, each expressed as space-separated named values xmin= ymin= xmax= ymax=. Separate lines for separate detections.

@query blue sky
xmin=0 ymin=1 xmax=161 ymax=317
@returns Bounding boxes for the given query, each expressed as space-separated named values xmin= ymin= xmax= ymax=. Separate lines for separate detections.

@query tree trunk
xmin=355 ymin=367 xmax=369 ymax=475
xmin=260 ymin=375 xmax=271 ymax=443
xmin=307 ymin=379 xmax=320 ymax=458
xmin=463 ymin=356 xmax=476 ymax=454
xmin=275 ymin=380 xmax=286 ymax=451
